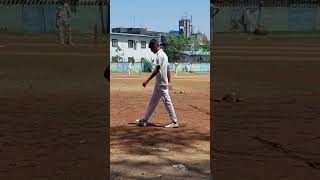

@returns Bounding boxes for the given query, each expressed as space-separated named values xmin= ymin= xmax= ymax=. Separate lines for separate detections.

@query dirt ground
xmin=212 ymin=38 xmax=320 ymax=179
xmin=110 ymin=73 xmax=211 ymax=179
xmin=0 ymin=36 xmax=109 ymax=179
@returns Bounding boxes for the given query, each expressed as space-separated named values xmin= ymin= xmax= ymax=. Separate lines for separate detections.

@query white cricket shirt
xmin=155 ymin=49 xmax=169 ymax=86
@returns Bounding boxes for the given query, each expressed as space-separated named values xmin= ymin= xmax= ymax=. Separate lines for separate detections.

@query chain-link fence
xmin=214 ymin=0 xmax=320 ymax=7
xmin=212 ymin=0 xmax=320 ymax=32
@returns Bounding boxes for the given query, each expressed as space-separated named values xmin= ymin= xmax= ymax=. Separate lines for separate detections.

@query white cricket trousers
xmin=143 ymin=85 xmax=177 ymax=123
xmin=57 ymin=19 xmax=72 ymax=44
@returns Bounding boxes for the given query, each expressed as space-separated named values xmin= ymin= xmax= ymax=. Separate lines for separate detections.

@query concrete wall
xmin=72 ymin=6 xmax=100 ymax=33
xmin=317 ymin=8 xmax=320 ymax=31
xmin=214 ymin=6 xmax=320 ymax=32
xmin=0 ymin=5 xmax=107 ymax=33
xmin=288 ymin=8 xmax=317 ymax=31
xmin=261 ymin=7 xmax=288 ymax=31
xmin=214 ymin=7 xmax=233 ymax=32
xmin=110 ymin=63 xmax=210 ymax=73
xmin=0 ymin=5 xmax=23 ymax=31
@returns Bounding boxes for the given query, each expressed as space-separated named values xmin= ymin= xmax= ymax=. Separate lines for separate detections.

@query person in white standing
xmin=174 ymin=62 xmax=178 ymax=76
xmin=128 ymin=61 xmax=133 ymax=77
xmin=136 ymin=39 xmax=178 ymax=128
xmin=56 ymin=0 xmax=72 ymax=45
xmin=186 ymin=63 xmax=190 ymax=72
xmin=184 ymin=58 xmax=188 ymax=72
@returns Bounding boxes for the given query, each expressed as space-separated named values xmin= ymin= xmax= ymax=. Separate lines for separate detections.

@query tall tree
xmin=166 ymin=33 xmax=190 ymax=62
xmin=201 ymin=38 xmax=210 ymax=52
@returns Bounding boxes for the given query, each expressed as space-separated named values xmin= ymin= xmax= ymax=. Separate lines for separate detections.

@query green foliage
xmin=189 ymin=36 xmax=201 ymax=51
xmin=111 ymin=55 xmax=122 ymax=63
xmin=200 ymin=39 xmax=210 ymax=52
xmin=165 ymin=33 xmax=190 ymax=62
xmin=190 ymin=35 xmax=210 ymax=52
xmin=112 ymin=46 xmax=123 ymax=62
xmin=165 ymin=33 xmax=210 ymax=62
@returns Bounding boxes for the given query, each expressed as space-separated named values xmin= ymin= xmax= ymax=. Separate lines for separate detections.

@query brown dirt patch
xmin=212 ymin=39 xmax=320 ymax=179
xmin=110 ymin=74 xmax=211 ymax=179
xmin=0 ymin=39 xmax=109 ymax=179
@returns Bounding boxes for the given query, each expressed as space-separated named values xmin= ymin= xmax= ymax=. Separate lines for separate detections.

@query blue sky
xmin=110 ymin=0 xmax=210 ymax=39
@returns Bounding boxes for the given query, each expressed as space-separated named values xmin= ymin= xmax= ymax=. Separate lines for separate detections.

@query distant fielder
xmin=128 ymin=61 xmax=133 ymax=77
xmin=174 ymin=62 xmax=178 ymax=76
xmin=136 ymin=39 xmax=179 ymax=128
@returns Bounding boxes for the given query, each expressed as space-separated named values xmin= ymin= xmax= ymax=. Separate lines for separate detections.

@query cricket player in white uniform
xmin=128 ymin=62 xmax=133 ymax=77
xmin=136 ymin=39 xmax=179 ymax=128
xmin=56 ymin=0 xmax=72 ymax=45
xmin=174 ymin=62 xmax=178 ymax=76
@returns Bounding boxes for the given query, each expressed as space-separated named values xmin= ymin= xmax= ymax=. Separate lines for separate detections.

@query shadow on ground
xmin=110 ymin=125 xmax=211 ymax=179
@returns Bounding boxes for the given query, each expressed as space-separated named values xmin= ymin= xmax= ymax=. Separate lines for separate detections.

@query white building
xmin=110 ymin=32 xmax=161 ymax=63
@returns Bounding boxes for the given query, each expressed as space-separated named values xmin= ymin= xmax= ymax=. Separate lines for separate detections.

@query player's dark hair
xmin=149 ymin=39 xmax=160 ymax=48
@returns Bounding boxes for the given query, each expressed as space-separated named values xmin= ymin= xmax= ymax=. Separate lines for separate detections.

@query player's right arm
xmin=167 ymin=65 xmax=173 ymax=90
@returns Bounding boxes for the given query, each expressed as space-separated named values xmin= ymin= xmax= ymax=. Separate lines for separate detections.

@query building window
xmin=128 ymin=40 xmax=134 ymax=48
xmin=141 ymin=41 xmax=146 ymax=48
xmin=112 ymin=39 xmax=118 ymax=47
